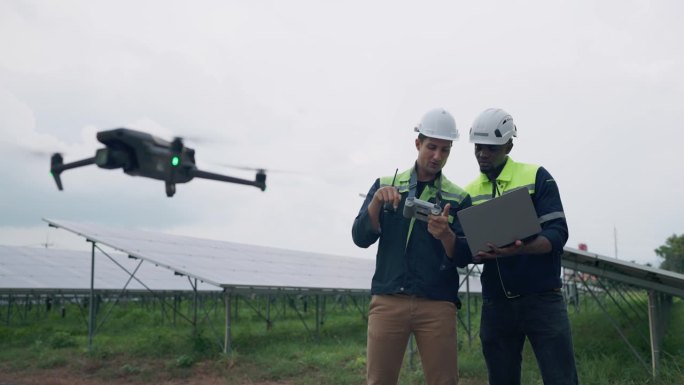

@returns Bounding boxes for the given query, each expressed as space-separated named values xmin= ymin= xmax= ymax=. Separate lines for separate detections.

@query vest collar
xmin=478 ymin=156 xmax=515 ymax=184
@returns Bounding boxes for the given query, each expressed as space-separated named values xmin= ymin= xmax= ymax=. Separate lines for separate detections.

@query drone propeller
xmin=215 ymin=163 xmax=259 ymax=172
xmin=14 ymin=142 xmax=65 ymax=160
xmin=171 ymin=137 xmax=184 ymax=152
xmin=168 ymin=133 xmax=217 ymax=146
xmin=23 ymin=148 xmax=54 ymax=159
xmin=214 ymin=163 xmax=304 ymax=176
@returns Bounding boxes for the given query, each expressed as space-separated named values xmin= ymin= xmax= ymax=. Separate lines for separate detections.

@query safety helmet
xmin=414 ymin=108 xmax=459 ymax=141
xmin=469 ymin=108 xmax=517 ymax=145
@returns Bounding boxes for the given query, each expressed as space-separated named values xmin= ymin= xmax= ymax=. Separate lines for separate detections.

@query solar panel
xmin=37 ymin=218 xmax=481 ymax=294
xmin=0 ymin=245 xmax=217 ymax=292
xmin=1 ymin=219 xmax=482 ymax=294
xmin=43 ymin=218 xmax=376 ymax=292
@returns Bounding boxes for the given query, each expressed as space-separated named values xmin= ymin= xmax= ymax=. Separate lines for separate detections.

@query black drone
xmin=50 ymin=128 xmax=266 ymax=197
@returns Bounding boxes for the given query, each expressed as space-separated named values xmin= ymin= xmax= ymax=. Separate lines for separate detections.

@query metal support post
xmin=224 ymin=291 xmax=232 ymax=355
xmin=87 ymin=241 xmax=96 ymax=350
xmin=647 ymin=290 xmax=660 ymax=379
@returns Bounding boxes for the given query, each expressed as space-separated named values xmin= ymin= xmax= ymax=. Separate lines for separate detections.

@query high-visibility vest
xmin=381 ymin=167 xmax=468 ymax=245
xmin=464 ymin=157 xmax=568 ymax=298
xmin=465 ymin=157 xmax=539 ymax=204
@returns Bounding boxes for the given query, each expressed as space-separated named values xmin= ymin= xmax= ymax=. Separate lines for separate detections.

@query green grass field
xmin=0 ymin=292 xmax=682 ymax=384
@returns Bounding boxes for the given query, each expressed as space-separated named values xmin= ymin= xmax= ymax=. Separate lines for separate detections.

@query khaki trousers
xmin=367 ymin=294 xmax=459 ymax=385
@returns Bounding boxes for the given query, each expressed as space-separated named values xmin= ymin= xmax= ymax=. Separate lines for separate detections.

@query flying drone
xmin=50 ymin=128 xmax=266 ymax=197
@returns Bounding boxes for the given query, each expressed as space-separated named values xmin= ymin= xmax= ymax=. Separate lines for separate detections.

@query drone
xmin=50 ymin=128 xmax=266 ymax=197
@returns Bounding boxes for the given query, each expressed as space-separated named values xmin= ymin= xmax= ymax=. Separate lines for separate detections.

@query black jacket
xmin=352 ymin=168 xmax=472 ymax=305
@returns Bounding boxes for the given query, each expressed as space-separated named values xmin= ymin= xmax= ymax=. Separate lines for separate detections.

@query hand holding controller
xmin=403 ymin=197 xmax=442 ymax=222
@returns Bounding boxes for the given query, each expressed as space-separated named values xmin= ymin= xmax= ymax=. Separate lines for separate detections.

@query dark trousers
xmin=480 ymin=290 xmax=578 ymax=385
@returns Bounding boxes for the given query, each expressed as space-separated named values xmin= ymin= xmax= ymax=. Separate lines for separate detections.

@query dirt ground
xmin=0 ymin=362 xmax=485 ymax=385
xmin=0 ymin=367 xmax=291 ymax=385
xmin=0 ymin=369 xmax=488 ymax=385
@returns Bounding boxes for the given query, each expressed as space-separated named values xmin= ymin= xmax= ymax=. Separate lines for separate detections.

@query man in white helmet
xmin=464 ymin=108 xmax=578 ymax=385
xmin=352 ymin=108 xmax=472 ymax=385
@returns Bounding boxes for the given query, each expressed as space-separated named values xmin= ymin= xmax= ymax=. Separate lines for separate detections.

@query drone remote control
xmin=403 ymin=197 xmax=442 ymax=222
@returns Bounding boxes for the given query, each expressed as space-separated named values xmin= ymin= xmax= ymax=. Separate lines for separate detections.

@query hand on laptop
xmin=473 ymin=240 xmax=524 ymax=263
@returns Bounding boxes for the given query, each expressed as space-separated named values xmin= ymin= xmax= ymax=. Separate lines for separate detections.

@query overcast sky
xmin=0 ymin=0 xmax=682 ymax=268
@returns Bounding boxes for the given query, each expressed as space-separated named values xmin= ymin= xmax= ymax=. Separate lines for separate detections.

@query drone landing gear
xmin=165 ymin=182 xmax=176 ymax=197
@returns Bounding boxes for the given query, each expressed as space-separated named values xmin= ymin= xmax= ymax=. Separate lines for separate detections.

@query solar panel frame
xmin=562 ymin=247 xmax=684 ymax=298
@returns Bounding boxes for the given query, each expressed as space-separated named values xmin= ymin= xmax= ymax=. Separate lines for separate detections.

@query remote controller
xmin=403 ymin=197 xmax=442 ymax=222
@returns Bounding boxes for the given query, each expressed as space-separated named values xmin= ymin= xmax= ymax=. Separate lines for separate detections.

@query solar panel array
xmin=0 ymin=219 xmax=482 ymax=295
xmin=44 ymin=218 xmax=376 ymax=292
xmin=0 ymin=245 xmax=216 ymax=292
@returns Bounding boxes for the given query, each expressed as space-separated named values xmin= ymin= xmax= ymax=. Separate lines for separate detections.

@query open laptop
xmin=457 ymin=186 xmax=541 ymax=256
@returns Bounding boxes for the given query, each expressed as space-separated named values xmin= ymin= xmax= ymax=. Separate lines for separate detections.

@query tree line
xmin=656 ymin=233 xmax=684 ymax=274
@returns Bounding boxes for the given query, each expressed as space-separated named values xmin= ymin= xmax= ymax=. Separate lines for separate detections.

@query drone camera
xmin=95 ymin=148 xmax=134 ymax=170
xmin=95 ymin=149 xmax=110 ymax=167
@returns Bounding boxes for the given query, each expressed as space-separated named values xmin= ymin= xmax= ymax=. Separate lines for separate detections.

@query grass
xmin=0 ymin=292 xmax=682 ymax=384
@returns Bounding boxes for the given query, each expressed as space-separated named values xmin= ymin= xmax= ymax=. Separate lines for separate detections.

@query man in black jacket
xmin=464 ymin=108 xmax=578 ymax=385
xmin=352 ymin=108 xmax=472 ymax=385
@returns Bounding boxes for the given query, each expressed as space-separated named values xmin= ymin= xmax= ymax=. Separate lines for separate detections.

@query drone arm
xmin=56 ymin=157 xmax=97 ymax=171
xmin=190 ymin=169 xmax=266 ymax=191
xmin=50 ymin=156 xmax=96 ymax=191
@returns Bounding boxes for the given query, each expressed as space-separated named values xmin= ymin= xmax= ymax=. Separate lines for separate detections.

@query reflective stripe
xmin=471 ymin=194 xmax=491 ymax=203
xmin=440 ymin=190 xmax=467 ymax=201
xmin=538 ymin=211 xmax=565 ymax=224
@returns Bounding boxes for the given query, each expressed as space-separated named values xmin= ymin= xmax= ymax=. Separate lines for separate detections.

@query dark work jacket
xmin=352 ymin=167 xmax=472 ymax=306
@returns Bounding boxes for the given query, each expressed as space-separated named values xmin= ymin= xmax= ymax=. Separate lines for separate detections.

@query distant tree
xmin=655 ymin=233 xmax=684 ymax=274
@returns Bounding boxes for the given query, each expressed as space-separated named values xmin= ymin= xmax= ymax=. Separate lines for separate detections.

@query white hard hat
xmin=469 ymin=108 xmax=517 ymax=145
xmin=414 ymin=108 xmax=459 ymax=141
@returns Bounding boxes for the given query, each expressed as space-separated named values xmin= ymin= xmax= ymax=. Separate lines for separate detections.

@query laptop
xmin=457 ymin=186 xmax=541 ymax=256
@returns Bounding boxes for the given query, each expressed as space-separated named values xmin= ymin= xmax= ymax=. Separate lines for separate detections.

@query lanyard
xmin=408 ymin=167 xmax=442 ymax=205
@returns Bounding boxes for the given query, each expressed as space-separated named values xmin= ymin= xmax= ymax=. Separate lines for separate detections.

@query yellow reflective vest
xmin=464 ymin=157 xmax=568 ymax=299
